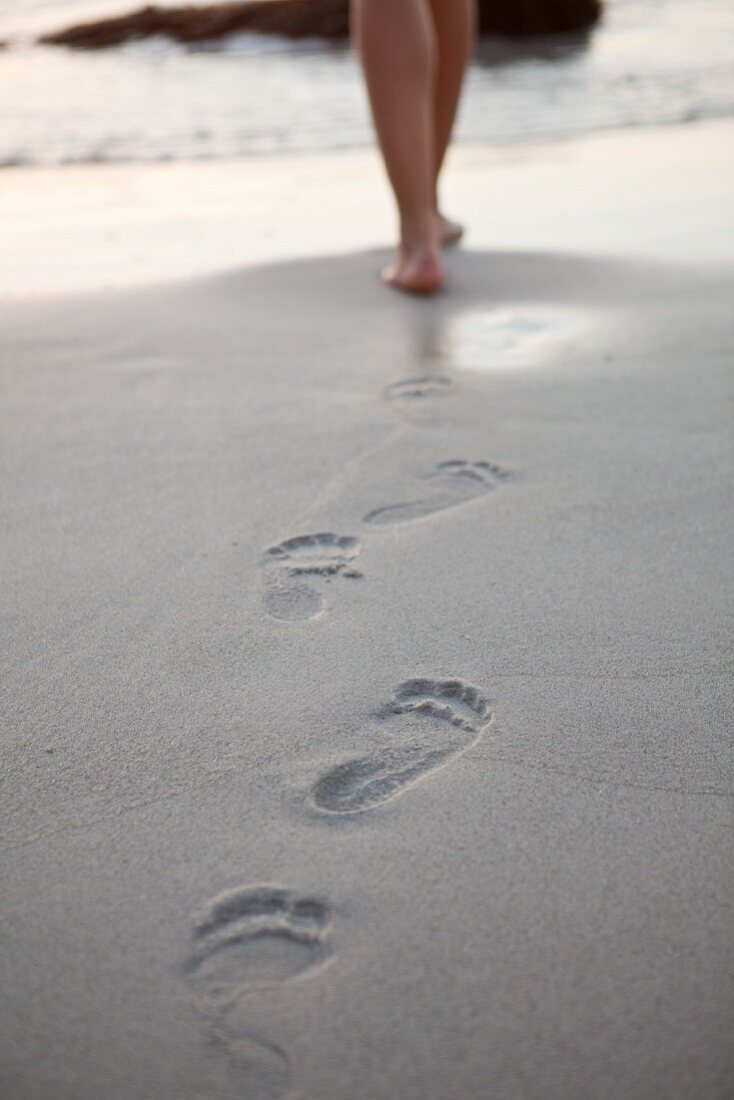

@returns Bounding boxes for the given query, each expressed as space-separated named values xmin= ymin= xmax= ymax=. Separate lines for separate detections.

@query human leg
xmin=351 ymin=0 xmax=443 ymax=293
xmin=427 ymin=0 xmax=476 ymax=244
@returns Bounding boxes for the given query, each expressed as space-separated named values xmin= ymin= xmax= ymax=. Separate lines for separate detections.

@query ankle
xmin=399 ymin=212 xmax=437 ymax=253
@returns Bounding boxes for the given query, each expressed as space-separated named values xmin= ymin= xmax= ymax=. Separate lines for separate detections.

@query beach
xmin=3 ymin=119 xmax=734 ymax=296
xmin=1 ymin=117 xmax=733 ymax=1100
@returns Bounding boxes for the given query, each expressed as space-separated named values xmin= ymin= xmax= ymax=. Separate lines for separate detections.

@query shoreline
xmin=2 ymin=117 xmax=733 ymax=298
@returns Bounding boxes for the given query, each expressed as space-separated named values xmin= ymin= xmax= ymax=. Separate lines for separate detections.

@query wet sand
xmin=1 ymin=124 xmax=733 ymax=1099
xmin=2 ymin=119 xmax=734 ymax=297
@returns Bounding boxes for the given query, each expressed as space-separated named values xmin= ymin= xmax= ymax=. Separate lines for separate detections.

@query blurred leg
xmin=352 ymin=0 xmax=443 ymax=293
xmin=428 ymin=0 xmax=476 ymax=243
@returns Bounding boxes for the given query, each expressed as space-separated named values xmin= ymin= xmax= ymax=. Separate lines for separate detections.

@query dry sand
xmin=1 ymin=124 xmax=733 ymax=1099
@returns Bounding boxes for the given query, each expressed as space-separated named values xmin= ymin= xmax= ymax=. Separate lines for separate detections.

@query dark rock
xmin=479 ymin=0 xmax=602 ymax=36
xmin=40 ymin=0 xmax=602 ymax=50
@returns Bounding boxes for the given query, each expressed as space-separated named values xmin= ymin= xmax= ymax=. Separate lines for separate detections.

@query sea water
xmin=0 ymin=0 xmax=733 ymax=166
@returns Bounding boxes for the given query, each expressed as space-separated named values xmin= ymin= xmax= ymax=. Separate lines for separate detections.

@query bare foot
xmin=382 ymin=242 xmax=444 ymax=296
xmin=436 ymin=212 xmax=464 ymax=247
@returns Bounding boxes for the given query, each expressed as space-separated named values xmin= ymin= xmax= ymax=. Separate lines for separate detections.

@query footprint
xmin=184 ymin=886 xmax=330 ymax=1098
xmin=385 ymin=375 xmax=456 ymax=400
xmin=262 ymin=533 xmax=361 ymax=620
xmin=363 ymin=460 xmax=510 ymax=526
xmin=202 ymin=1030 xmax=291 ymax=1100
xmin=311 ymin=678 xmax=492 ymax=815
xmin=185 ymin=885 xmax=332 ymax=999
xmin=386 ymin=677 xmax=493 ymax=730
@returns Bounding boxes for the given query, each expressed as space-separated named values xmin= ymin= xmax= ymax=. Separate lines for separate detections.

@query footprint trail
xmin=262 ymin=532 xmax=361 ymax=620
xmin=364 ymin=460 xmax=510 ymax=526
xmin=312 ymin=678 xmax=493 ymax=815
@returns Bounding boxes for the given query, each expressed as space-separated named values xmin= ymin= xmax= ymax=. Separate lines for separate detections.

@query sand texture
xmin=1 ymin=243 xmax=733 ymax=1098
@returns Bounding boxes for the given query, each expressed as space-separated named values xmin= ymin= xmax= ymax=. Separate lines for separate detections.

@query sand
xmin=1 ymin=123 xmax=733 ymax=1099
xmin=3 ymin=119 xmax=734 ymax=298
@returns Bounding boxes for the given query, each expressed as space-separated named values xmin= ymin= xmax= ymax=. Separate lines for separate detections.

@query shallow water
xmin=1 ymin=0 xmax=733 ymax=166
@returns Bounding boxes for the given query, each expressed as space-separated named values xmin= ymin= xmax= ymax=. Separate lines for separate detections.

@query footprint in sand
xmin=186 ymin=885 xmax=332 ymax=998
xmin=363 ymin=460 xmax=511 ymax=526
xmin=185 ymin=886 xmax=333 ymax=1098
xmin=311 ymin=678 xmax=493 ymax=815
xmin=200 ymin=1030 xmax=291 ymax=1100
xmin=262 ymin=532 xmax=361 ymax=620
xmin=385 ymin=375 xmax=456 ymax=400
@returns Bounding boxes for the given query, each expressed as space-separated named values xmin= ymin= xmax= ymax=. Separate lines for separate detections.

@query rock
xmin=40 ymin=0 xmax=602 ymax=50
xmin=478 ymin=0 xmax=602 ymax=36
